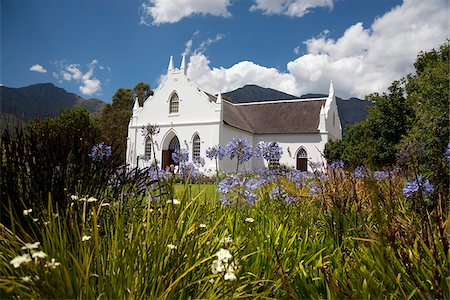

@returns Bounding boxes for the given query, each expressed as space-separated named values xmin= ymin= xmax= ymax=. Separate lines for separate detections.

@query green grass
xmin=0 ymin=173 xmax=448 ymax=299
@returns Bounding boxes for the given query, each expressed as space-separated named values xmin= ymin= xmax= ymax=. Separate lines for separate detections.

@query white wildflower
xmin=215 ymin=248 xmax=232 ymax=263
xmin=70 ymin=195 xmax=79 ymax=201
xmin=220 ymin=236 xmax=233 ymax=245
xmin=31 ymin=251 xmax=47 ymax=259
xmin=101 ymin=202 xmax=110 ymax=207
xmin=199 ymin=224 xmax=207 ymax=228
xmin=82 ymin=235 xmax=91 ymax=242
xmin=32 ymin=218 xmax=39 ymax=222
xmin=21 ymin=242 xmax=40 ymax=250
xmin=209 ymin=278 xmax=215 ymax=284
xmin=23 ymin=209 xmax=32 ymax=216
xmin=211 ymin=259 xmax=225 ymax=274
xmin=224 ymin=270 xmax=237 ymax=281
xmin=167 ymin=244 xmax=177 ymax=250
xmin=21 ymin=276 xmax=32 ymax=282
xmin=245 ymin=217 xmax=254 ymax=223
xmin=166 ymin=199 xmax=181 ymax=205
xmin=10 ymin=254 xmax=32 ymax=268
xmin=87 ymin=197 xmax=97 ymax=202
xmin=45 ymin=258 xmax=60 ymax=269
xmin=43 ymin=221 xmax=50 ymax=226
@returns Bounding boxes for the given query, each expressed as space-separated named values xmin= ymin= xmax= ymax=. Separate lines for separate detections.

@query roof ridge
xmin=224 ymin=97 xmax=328 ymax=106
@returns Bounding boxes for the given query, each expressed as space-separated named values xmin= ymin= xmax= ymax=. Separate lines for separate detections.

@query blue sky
xmin=1 ymin=0 xmax=448 ymax=102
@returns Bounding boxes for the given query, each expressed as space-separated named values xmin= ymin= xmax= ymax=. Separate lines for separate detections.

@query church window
xmin=169 ymin=92 xmax=179 ymax=114
xmin=145 ymin=137 xmax=152 ymax=159
xmin=296 ymin=148 xmax=308 ymax=171
xmin=192 ymin=134 xmax=201 ymax=160
xmin=169 ymin=136 xmax=180 ymax=150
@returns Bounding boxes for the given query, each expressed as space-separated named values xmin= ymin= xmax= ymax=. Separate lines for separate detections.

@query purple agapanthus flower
xmin=330 ymin=160 xmax=344 ymax=169
xmin=193 ymin=156 xmax=205 ymax=167
xmin=205 ymin=145 xmax=226 ymax=160
xmin=403 ymin=176 xmax=434 ymax=198
xmin=226 ymin=138 xmax=252 ymax=164
xmin=179 ymin=162 xmax=199 ymax=179
xmin=270 ymin=184 xmax=296 ymax=204
xmin=217 ymin=174 xmax=260 ymax=206
xmin=373 ymin=170 xmax=389 ymax=181
xmin=353 ymin=165 xmax=370 ymax=179
xmin=172 ymin=148 xmax=189 ymax=164
xmin=89 ymin=143 xmax=112 ymax=161
xmin=254 ymin=141 xmax=283 ymax=161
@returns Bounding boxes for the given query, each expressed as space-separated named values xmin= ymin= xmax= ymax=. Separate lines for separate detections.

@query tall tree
xmin=99 ymin=88 xmax=134 ymax=160
xmin=133 ymin=82 xmax=153 ymax=107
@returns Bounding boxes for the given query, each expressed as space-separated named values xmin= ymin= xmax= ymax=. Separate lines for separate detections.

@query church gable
xmin=136 ymin=55 xmax=221 ymax=125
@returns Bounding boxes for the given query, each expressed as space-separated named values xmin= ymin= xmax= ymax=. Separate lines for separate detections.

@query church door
xmin=162 ymin=136 xmax=180 ymax=169
xmin=162 ymin=150 xmax=171 ymax=169
xmin=296 ymin=148 xmax=308 ymax=172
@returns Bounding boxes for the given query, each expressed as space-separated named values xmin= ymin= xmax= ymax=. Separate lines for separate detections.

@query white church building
xmin=126 ymin=55 xmax=342 ymax=173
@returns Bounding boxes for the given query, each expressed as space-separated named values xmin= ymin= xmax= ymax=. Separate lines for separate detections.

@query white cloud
xmin=188 ymin=53 xmax=298 ymax=95
xmin=55 ymin=60 xmax=102 ymax=96
xmin=187 ymin=0 xmax=448 ymax=99
xmin=30 ymin=64 xmax=47 ymax=73
xmin=250 ymin=0 xmax=333 ymax=17
xmin=140 ymin=0 xmax=231 ymax=25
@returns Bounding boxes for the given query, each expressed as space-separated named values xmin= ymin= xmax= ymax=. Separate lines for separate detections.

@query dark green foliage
xmin=133 ymin=82 xmax=153 ymax=107
xmin=99 ymin=88 xmax=133 ymax=161
xmin=402 ymin=42 xmax=449 ymax=202
xmin=99 ymin=83 xmax=153 ymax=162
xmin=0 ymin=107 xmax=122 ymax=226
xmin=325 ymin=41 xmax=448 ymax=173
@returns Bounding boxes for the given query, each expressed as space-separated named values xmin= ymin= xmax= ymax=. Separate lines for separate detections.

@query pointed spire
xmin=133 ymin=97 xmax=140 ymax=111
xmin=328 ymin=80 xmax=334 ymax=97
xmin=180 ymin=54 xmax=187 ymax=75
xmin=167 ymin=55 xmax=174 ymax=73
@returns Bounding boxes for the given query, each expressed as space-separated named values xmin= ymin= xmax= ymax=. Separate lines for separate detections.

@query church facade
xmin=126 ymin=55 xmax=342 ymax=173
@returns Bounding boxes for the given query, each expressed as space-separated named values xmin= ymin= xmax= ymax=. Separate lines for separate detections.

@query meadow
xmin=1 ymin=132 xmax=448 ymax=299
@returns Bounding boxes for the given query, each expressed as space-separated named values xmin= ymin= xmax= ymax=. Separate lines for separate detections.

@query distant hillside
xmin=223 ymin=84 xmax=298 ymax=102
xmin=223 ymin=85 xmax=374 ymax=131
xmin=0 ymin=83 xmax=106 ymax=122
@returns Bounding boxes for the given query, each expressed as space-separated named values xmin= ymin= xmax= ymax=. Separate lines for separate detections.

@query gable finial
xmin=216 ymin=92 xmax=222 ymax=103
xmin=180 ymin=54 xmax=187 ymax=75
xmin=167 ymin=55 xmax=174 ymax=74
xmin=328 ymin=80 xmax=335 ymax=97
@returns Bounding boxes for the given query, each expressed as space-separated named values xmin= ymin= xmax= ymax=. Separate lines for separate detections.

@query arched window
xmin=296 ymin=148 xmax=308 ymax=171
xmin=169 ymin=92 xmax=179 ymax=114
xmin=192 ymin=134 xmax=200 ymax=160
xmin=145 ymin=137 xmax=152 ymax=159
xmin=268 ymin=142 xmax=280 ymax=169
xmin=169 ymin=136 xmax=180 ymax=150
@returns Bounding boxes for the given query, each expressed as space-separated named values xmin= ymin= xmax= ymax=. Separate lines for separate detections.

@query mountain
xmin=222 ymin=84 xmax=298 ymax=102
xmin=0 ymin=83 xmax=106 ymax=122
xmin=223 ymin=85 xmax=374 ymax=131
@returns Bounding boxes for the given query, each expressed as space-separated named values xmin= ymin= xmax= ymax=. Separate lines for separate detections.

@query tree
xmin=133 ymin=82 xmax=153 ymax=107
xmin=99 ymin=88 xmax=134 ymax=161
xmin=402 ymin=42 xmax=449 ymax=201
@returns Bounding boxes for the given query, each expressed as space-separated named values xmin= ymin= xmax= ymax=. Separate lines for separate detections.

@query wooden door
xmin=162 ymin=150 xmax=170 ymax=170
xmin=297 ymin=157 xmax=307 ymax=171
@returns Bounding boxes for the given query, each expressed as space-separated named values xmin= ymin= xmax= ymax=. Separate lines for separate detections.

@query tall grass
xmin=0 ymin=122 xmax=448 ymax=298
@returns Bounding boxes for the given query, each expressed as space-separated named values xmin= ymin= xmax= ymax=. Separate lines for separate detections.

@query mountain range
xmin=223 ymin=84 xmax=374 ymax=131
xmin=0 ymin=83 xmax=373 ymax=132
xmin=0 ymin=83 xmax=105 ymax=122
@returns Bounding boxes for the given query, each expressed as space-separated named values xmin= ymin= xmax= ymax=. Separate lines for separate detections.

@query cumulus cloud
xmin=30 ymin=64 xmax=47 ymax=73
xmin=55 ymin=59 xmax=102 ymax=96
xmin=187 ymin=0 xmax=448 ymax=99
xmin=250 ymin=0 xmax=333 ymax=17
xmin=140 ymin=0 xmax=231 ymax=25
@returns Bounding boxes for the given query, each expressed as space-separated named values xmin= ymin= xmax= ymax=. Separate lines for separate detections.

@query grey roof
xmin=222 ymin=99 xmax=326 ymax=134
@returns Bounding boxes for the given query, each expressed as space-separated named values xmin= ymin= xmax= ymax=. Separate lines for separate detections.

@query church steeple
xmin=180 ymin=54 xmax=187 ymax=75
xmin=167 ymin=55 xmax=174 ymax=74
xmin=328 ymin=80 xmax=334 ymax=98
